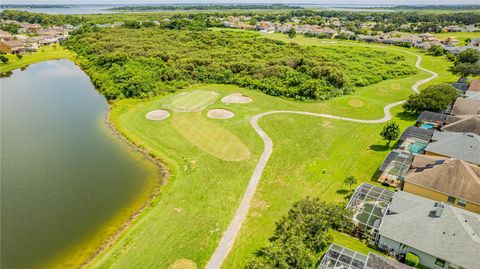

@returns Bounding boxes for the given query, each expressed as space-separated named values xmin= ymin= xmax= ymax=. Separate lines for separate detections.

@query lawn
xmin=0 ymin=45 xmax=75 ymax=74
xmin=87 ymin=35 xmax=456 ymax=269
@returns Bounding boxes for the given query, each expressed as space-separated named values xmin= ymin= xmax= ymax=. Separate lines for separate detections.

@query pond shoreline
xmin=77 ymin=101 xmax=171 ymax=269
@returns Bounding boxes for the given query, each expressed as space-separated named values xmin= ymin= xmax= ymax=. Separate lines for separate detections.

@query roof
xmin=408 ymin=154 xmax=451 ymax=171
xmin=425 ymin=131 xmax=480 ymax=165
xmin=416 ymin=111 xmax=447 ymax=125
xmin=451 ymin=97 xmax=480 ymax=116
xmin=0 ymin=40 xmax=24 ymax=47
xmin=366 ymin=253 xmax=412 ymax=269
xmin=442 ymin=115 xmax=480 ymax=135
xmin=398 ymin=126 xmax=433 ymax=144
xmin=469 ymin=79 xmax=480 ymax=92
xmin=379 ymin=191 xmax=480 ymax=269
xmin=405 ymin=159 xmax=480 ymax=204
xmin=465 ymin=90 xmax=480 ymax=101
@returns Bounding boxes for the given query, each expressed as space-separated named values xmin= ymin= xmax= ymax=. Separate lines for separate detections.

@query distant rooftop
xmin=425 ymin=131 xmax=480 ymax=165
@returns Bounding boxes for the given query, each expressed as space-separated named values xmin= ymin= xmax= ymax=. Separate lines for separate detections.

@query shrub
xmin=403 ymin=84 xmax=459 ymax=115
xmin=405 ymin=252 xmax=420 ymax=267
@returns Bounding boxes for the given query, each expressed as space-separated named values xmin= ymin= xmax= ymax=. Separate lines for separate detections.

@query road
xmin=206 ymin=51 xmax=438 ymax=269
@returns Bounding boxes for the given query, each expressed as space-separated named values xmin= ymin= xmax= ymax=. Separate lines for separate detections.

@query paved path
xmin=206 ymin=51 xmax=437 ymax=269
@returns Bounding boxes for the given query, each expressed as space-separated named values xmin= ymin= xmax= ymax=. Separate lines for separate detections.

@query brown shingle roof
xmin=0 ymin=40 xmax=24 ymax=48
xmin=405 ymin=159 xmax=480 ymax=204
xmin=443 ymin=115 xmax=480 ymax=135
xmin=451 ymin=98 xmax=480 ymax=116
xmin=469 ymin=79 xmax=480 ymax=92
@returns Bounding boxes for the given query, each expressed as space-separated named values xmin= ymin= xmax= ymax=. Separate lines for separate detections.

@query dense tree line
xmin=64 ymin=27 xmax=415 ymax=100
xmin=244 ymin=197 xmax=352 ymax=269
xmin=0 ymin=10 xmax=85 ymax=26
xmin=109 ymin=4 xmax=302 ymax=11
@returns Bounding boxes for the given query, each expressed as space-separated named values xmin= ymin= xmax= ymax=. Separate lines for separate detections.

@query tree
xmin=402 ymin=84 xmax=459 ymax=115
xmin=344 ymin=175 xmax=357 ymax=190
xmin=245 ymin=197 xmax=352 ymax=268
xmin=0 ymin=55 xmax=8 ymax=63
xmin=456 ymin=48 xmax=480 ymax=64
xmin=287 ymin=28 xmax=297 ymax=39
xmin=16 ymin=54 xmax=22 ymax=59
xmin=453 ymin=62 xmax=480 ymax=77
xmin=380 ymin=121 xmax=400 ymax=147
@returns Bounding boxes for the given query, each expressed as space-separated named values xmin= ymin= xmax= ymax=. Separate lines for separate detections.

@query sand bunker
xmin=221 ymin=93 xmax=252 ymax=104
xmin=145 ymin=110 xmax=170 ymax=120
xmin=207 ymin=109 xmax=235 ymax=119
xmin=169 ymin=259 xmax=197 ymax=269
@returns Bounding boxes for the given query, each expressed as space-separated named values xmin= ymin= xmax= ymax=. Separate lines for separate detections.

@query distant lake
xmin=1 ymin=60 xmax=160 ymax=269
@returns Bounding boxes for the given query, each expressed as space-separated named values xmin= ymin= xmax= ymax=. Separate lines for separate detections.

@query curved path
xmin=206 ymin=51 xmax=437 ymax=269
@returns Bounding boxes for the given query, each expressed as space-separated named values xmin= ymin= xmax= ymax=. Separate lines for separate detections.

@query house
xmin=468 ymin=79 xmax=480 ymax=92
xmin=416 ymin=111 xmax=447 ymax=129
xmin=319 ymin=244 xmax=412 ymax=269
xmin=424 ymin=131 xmax=480 ymax=165
xmin=403 ymin=158 xmax=480 ymax=213
xmin=442 ymin=114 xmax=480 ymax=135
xmin=0 ymin=40 xmax=25 ymax=54
xmin=377 ymin=191 xmax=480 ymax=269
xmin=470 ymin=37 xmax=480 ymax=46
xmin=0 ymin=29 xmax=12 ymax=41
xmin=377 ymin=149 xmax=414 ymax=187
xmin=465 ymin=90 xmax=480 ymax=100
xmin=397 ymin=126 xmax=433 ymax=154
xmin=450 ymin=97 xmax=480 ymax=116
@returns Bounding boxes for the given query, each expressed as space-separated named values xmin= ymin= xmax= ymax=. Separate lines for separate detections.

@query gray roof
xmin=465 ymin=90 xmax=480 ymax=101
xmin=425 ymin=131 xmax=480 ymax=165
xmin=366 ymin=253 xmax=412 ymax=269
xmin=379 ymin=191 xmax=480 ymax=269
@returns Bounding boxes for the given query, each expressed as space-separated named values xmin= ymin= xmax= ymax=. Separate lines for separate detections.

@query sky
xmin=2 ymin=0 xmax=479 ymax=5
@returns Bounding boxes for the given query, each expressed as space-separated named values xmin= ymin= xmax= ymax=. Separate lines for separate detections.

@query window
xmin=447 ymin=196 xmax=455 ymax=204
xmin=457 ymin=199 xmax=467 ymax=207
xmin=435 ymin=258 xmax=446 ymax=267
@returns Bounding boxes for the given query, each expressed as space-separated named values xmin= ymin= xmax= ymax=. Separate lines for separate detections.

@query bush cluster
xmin=65 ymin=27 xmax=416 ymax=100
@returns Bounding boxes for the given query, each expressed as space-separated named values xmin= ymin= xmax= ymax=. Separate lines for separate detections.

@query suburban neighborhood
xmin=322 ymin=79 xmax=480 ymax=269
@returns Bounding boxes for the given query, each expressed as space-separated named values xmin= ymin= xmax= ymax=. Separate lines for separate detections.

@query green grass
xmin=86 ymin=35 xmax=457 ymax=269
xmin=0 ymin=45 xmax=75 ymax=73
xmin=167 ymin=90 xmax=220 ymax=112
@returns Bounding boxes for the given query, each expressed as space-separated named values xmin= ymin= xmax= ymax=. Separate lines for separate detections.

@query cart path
xmin=206 ymin=51 xmax=437 ymax=269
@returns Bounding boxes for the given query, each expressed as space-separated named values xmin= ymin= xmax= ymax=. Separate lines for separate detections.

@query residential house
xmin=0 ymin=29 xmax=12 ymax=41
xmin=468 ymin=79 xmax=480 ymax=92
xmin=451 ymin=81 xmax=470 ymax=94
xmin=403 ymin=157 xmax=480 ymax=213
xmin=442 ymin=115 xmax=480 ymax=135
xmin=469 ymin=37 xmax=480 ymax=46
xmin=377 ymin=191 xmax=480 ymax=269
xmin=450 ymin=97 xmax=480 ymax=116
xmin=0 ymin=40 xmax=25 ymax=54
xmin=424 ymin=131 xmax=480 ymax=165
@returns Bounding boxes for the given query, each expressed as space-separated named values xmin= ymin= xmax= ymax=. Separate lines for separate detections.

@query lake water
xmin=1 ymin=60 xmax=159 ymax=269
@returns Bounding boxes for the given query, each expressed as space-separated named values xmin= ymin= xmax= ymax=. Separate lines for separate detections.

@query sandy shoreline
xmin=78 ymin=108 xmax=170 ymax=268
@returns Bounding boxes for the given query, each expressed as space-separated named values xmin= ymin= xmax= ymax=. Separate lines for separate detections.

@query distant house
xmin=450 ymin=97 xmax=480 ymax=116
xmin=424 ymin=131 xmax=480 ymax=165
xmin=442 ymin=114 xmax=480 ymax=135
xmin=416 ymin=111 xmax=447 ymax=129
xmin=465 ymin=90 xmax=480 ymax=100
xmin=0 ymin=40 xmax=25 ymax=54
xmin=403 ymin=158 xmax=480 ymax=213
xmin=378 ymin=191 xmax=480 ymax=269
xmin=0 ymin=29 xmax=12 ymax=41
xmin=470 ymin=37 xmax=480 ymax=46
